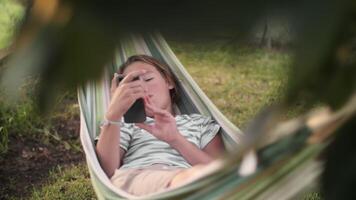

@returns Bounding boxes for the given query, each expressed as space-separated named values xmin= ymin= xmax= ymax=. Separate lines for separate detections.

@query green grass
xmin=168 ymin=39 xmax=291 ymax=128
xmin=0 ymin=0 xmax=28 ymax=155
xmin=29 ymin=163 xmax=95 ymax=200
xmin=0 ymin=0 xmax=24 ymax=49
xmin=0 ymin=82 xmax=80 ymax=156
xmin=0 ymin=83 xmax=43 ymax=155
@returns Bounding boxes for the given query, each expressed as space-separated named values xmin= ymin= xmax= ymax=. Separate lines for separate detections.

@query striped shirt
xmin=117 ymin=114 xmax=220 ymax=169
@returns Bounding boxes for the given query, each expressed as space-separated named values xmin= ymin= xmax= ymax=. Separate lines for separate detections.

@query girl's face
xmin=123 ymin=61 xmax=174 ymax=116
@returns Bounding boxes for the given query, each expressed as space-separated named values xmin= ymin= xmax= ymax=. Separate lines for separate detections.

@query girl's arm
xmin=96 ymin=70 xmax=147 ymax=177
xmin=169 ymin=133 xmax=224 ymax=165
xmin=96 ymin=122 xmax=124 ymax=178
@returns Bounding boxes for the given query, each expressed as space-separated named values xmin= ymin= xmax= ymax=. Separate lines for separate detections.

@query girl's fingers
xmin=146 ymin=95 xmax=152 ymax=104
xmin=145 ymin=107 xmax=154 ymax=117
xmin=111 ymin=73 xmax=118 ymax=87
xmin=121 ymin=70 xmax=147 ymax=84
xmin=143 ymin=96 xmax=152 ymax=107
xmin=126 ymin=81 xmax=144 ymax=88
xmin=145 ymin=102 xmax=170 ymax=118
xmin=143 ymin=95 xmax=172 ymax=120
xmin=126 ymin=82 xmax=147 ymax=94
xmin=151 ymin=104 xmax=169 ymax=116
xmin=130 ymin=87 xmax=145 ymax=94
xmin=131 ymin=92 xmax=146 ymax=102
xmin=110 ymin=73 xmax=119 ymax=94
xmin=143 ymin=98 xmax=155 ymax=115
xmin=145 ymin=102 xmax=163 ymax=115
xmin=144 ymin=100 xmax=159 ymax=112
xmin=154 ymin=114 xmax=171 ymax=123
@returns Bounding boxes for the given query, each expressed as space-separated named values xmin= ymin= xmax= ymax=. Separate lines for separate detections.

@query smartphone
xmin=116 ymin=74 xmax=146 ymax=123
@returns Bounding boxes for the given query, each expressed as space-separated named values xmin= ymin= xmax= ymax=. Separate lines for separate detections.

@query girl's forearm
xmin=96 ymin=124 xmax=121 ymax=178
xmin=169 ymin=134 xmax=213 ymax=165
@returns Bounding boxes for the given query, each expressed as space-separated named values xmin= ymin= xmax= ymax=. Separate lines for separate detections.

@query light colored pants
xmin=110 ymin=165 xmax=184 ymax=196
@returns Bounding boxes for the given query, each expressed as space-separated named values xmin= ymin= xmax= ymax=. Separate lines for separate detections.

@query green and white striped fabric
xmin=78 ymin=32 xmax=330 ymax=199
xmin=112 ymin=114 xmax=221 ymax=170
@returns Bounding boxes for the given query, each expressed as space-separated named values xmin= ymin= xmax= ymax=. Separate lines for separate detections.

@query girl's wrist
xmin=168 ymin=133 xmax=185 ymax=148
xmin=105 ymin=111 xmax=123 ymax=122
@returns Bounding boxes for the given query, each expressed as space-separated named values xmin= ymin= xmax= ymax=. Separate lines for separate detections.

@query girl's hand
xmin=105 ymin=70 xmax=147 ymax=121
xmin=136 ymin=97 xmax=181 ymax=144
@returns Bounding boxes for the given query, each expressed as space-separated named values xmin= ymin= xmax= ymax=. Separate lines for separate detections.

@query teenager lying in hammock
xmin=96 ymin=55 xmax=225 ymax=196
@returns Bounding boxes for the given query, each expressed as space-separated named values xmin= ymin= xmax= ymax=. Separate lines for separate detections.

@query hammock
xmin=78 ymin=32 xmax=353 ymax=199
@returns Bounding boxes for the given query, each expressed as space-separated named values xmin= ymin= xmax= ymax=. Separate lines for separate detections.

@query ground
xmin=0 ymin=93 xmax=86 ymax=199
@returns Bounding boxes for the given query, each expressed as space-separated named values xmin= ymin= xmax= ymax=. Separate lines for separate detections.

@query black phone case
xmin=117 ymin=75 xmax=146 ymax=123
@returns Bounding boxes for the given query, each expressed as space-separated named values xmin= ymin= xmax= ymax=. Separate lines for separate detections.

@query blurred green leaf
xmin=1 ymin=0 xmax=355 ymax=112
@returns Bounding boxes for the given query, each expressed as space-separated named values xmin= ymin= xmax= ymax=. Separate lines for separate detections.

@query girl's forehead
xmin=123 ymin=62 xmax=158 ymax=75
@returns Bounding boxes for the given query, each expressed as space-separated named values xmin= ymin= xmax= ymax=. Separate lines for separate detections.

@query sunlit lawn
xmin=29 ymin=163 xmax=96 ymax=200
xmin=168 ymin=38 xmax=291 ymax=128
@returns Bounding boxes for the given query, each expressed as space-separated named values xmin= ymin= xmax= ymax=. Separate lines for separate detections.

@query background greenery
xmin=0 ymin=0 xmax=24 ymax=49
xmin=0 ymin=1 xmax=322 ymax=199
